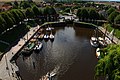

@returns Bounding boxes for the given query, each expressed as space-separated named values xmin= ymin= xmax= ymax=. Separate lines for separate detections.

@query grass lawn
xmin=0 ymin=24 xmax=29 ymax=53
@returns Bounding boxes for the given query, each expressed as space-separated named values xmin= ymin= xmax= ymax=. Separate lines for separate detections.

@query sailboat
xmin=90 ymin=29 xmax=99 ymax=48
xmin=105 ymin=29 xmax=114 ymax=44
xmin=98 ymin=29 xmax=114 ymax=47
xmin=34 ymin=41 xmax=43 ymax=52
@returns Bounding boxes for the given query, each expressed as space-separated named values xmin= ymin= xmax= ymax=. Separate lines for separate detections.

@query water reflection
xmin=16 ymin=26 xmax=100 ymax=80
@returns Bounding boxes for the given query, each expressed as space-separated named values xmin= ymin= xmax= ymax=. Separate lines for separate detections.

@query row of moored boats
xmin=90 ymin=29 xmax=114 ymax=59
xmin=21 ymin=26 xmax=55 ymax=56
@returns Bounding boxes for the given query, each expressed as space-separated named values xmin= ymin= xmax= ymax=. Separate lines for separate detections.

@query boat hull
xmin=90 ymin=37 xmax=99 ymax=48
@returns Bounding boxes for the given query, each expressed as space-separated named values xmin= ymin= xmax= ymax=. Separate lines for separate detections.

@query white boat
xmin=90 ymin=37 xmax=99 ymax=48
xmin=96 ymin=48 xmax=101 ymax=59
xmin=38 ymin=34 xmax=44 ymax=40
xmin=39 ymin=72 xmax=56 ymax=80
xmin=44 ymin=34 xmax=49 ymax=39
xmin=49 ymin=34 xmax=54 ymax=40
xmin=46 ymin=27 xmax=52 ymax=31
xmin=34 ymin=42 xmax=43 ymax=52
xmin=98 ymin=37 xmax=107 ymax=47
xmin=39 ymin=65 xmax=60 ymax=80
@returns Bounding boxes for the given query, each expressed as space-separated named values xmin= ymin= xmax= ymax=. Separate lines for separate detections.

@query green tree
xmin=0 ymin=15 xmax=6 ymax=33
xmin=114 ymin=14 xmax=120 ymax=24
xmin=16 ymin=10 xmax=24 ymax=21
xmin=107 ymin=7 xmax=116 ymax=16
xmin=10 ymin=10 xmax=21 ymax=24
xmin=4 ymin=2 xmax=12 ymax=6
xmin=25 ymin=8 xmax=34 ymax=19
xmin=89 ymin=8 xmax=99 ymax=20
xmin=99 ymin=14 xmax=105 ymax=20
xmin=1 ymin=12 xmax=14 ymax=29
xmin=64 ymin=8 xmax=70 ymax=13
xmin=80 ymin=8 xmax=89 ymax=21
xmin=95 ymin=44 xmax=120 ymax=80
xmin=108 ymin=11 xmax=119 ymax=24
xmin=32 ymin=6 xmax=40 ymax=17
xmin=77 ymin=8 xmax=81 ymax=20
xmin=7 ymin=12 xmax=16 ymax=24
xmin=39 ymin=8 xmax=43 ymax=16
xmin=19 ymin=10 xmax=26 ymax=19
xmin=13 ymin=1 xmax=19 ymax=9
xmin=20 ymin=1 xmax=31 ymax=9
xmin=14 ymin=1 xmax=18 ymax=6
xmin=50 ymin=7 xmax=56 ymax=15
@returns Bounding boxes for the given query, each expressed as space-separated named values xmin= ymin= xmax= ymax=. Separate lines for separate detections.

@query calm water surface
xmin=16 ymin=26 xmax=99 ymax=80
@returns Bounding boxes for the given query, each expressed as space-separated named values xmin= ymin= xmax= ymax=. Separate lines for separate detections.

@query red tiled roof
xmin=0 ymin=4 xmax=13 ymax=11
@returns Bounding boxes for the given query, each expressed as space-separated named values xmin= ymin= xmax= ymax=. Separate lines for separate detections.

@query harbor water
xmin=16 ymin=25 xmax=101 ymax=80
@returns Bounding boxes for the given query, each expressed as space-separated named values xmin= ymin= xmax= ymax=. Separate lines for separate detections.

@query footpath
xmin=0 ymin=25 xmax=40 ymax=80
xmin=98 ymin=26 xmax=120 ymax=44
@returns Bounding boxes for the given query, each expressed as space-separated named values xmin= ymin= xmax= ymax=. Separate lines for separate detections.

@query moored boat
xmin=98 ymin=37 xmax=107 ymax=47
xmin=44 ymin=34 xmax=49 ymax=39
xmin=49 ymin=33 xmax=54 ymax=41
xmin=90 ymin=37 xmax=99 ymax=48
xmin=96 ymin=48 xmax=101 ymax=59
xmin=38 ymin=34 xmax=44 ymax=40
xmin=34 ymin=42 xmax=43 ymax=52
xmin=22 ymin=42 xmax=35 ymax=56
xmin=46 ymin=27 xmax=52 ymax=31
xmin=39 ymin=72 xmax=56 ymax=80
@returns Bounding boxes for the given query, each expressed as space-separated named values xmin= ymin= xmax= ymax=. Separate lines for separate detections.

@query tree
xmin=7 ymin=12 xmax=16 ymax=24
xmin=114 ymin=14 xmax=120 ymax=24
xmin=19 ymin=10 xmax=26 ymax=19
xmin=32 ymin=6 xmax=40 ymax=17
xmin=10 ymin=10 xmax=21 ymax=24
xmin=4 ymin=2 xmax=12 ymax=6
xmin=80 ymin=8 xmax=89 ymax=21
xmin=77 ymin=8 xmax=82 ymax=20
xmin=64 ymin=8 xmax=70 ymax=13
xmin=1 ymin=12 xmax=14 ymax=29
xmin=16 ymin=10 xmax=24 ymax=21
xmin=95 ymin=44 xmax=120 ymax=80
xmin=14 ymin=1 xmax=18 ymax=7
xmin=20 ymin=1 xmax=31 ymax=9
xmin=99 ymin=14 xmax=105 ymax=20
xmin=89 ymin=8 xmax=99 ymax=20
xmin=107 ymin=7 xmax=116 ymax=16
xmin=25 ymin=8 xmax=34 ymax=19
xmin=0 ymin=15 xmax=6 ymax=33
xmin=50 ymin=7 xmax=56 ymax=15
xmin=108 ymin=11 xmax=119 ymax=24
xmin=39 ymin=8 xmax=43 ymax=16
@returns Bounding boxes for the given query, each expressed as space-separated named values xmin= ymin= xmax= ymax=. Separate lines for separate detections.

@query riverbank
xmin=74 ymin=21 xmax=120 ymax=44
xmin=98 ymin=26 xmax=120 ymax=44
xmin=0 ymin=25 xmax=40 ymax=80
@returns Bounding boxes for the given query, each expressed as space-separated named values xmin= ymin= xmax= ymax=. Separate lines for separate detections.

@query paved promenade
xmin=98 ymin=26 xmax=120 ymax=44
xmin=0 ymin=25 xmax=40 ymax=80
